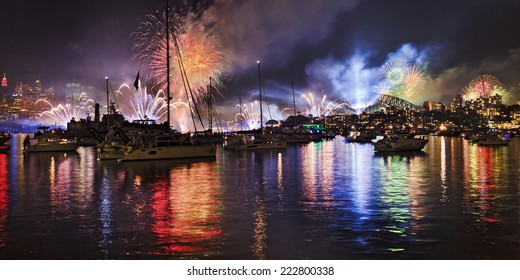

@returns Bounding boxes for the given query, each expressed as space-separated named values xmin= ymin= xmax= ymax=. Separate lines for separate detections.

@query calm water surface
xmin=0 ymin=134 xmax=519 ymax=259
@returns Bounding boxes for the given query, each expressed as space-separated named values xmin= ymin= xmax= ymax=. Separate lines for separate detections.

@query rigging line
xmin=172 ymin=33 xmax=206 ymax=132
xmin=172 ymin=34 xmax=198 ymax=132
xmin=261 ymin=80 xmax=273 ymax=120
xmin=182 ymin=58 xmax=206 ymax=131
xmin=208 ymin=78 xmax=212 ymax=131
xmin=107 ymin=79 xmax=122 ymax=116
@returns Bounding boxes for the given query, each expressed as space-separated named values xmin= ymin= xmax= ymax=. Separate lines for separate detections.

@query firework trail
xmin=300 ymin=92 xmax=350 ymax=117
xmin=235 ymin=102 xmax=261 ymax=130
xmin=233 ymin=101 xmax=292 ymax=130
xmin=168 ymin=100 xmax=191 ymax=133
xmin=36 ymin=93 xmax=94 ymax=127
xmin=114 ymin=84 xmax=168 ymax=122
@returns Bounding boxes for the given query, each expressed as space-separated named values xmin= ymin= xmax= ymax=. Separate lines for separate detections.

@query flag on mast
xmin=133 ymin=71 xmax=140 ymax=91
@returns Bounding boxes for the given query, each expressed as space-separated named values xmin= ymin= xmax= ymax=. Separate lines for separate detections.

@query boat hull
xmin=0 ymin=136 xmax=11 ymax=145
xmin=97 ymin=143 xmax=133 ymax=160
xmin=237 ymin=142 xmax=287 ymax=150
xmin=373 ymin=139 xmax=428 ymax=152
xmin=477 ymin=140 xmax=510 ymax=146
xmin=345 ymin=136 xmax=374 ymax=143
xmin=285 ymin=138 xmax=310 ymax=144
xmin=25 ymin=143 xmax=79 ymax=153
xmin=119 ymin=145 xmax=216 ymax=161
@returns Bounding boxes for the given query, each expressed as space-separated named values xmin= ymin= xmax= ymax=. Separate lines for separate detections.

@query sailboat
xmin=233 ymin=61 xmax=287 ymax=150
xmin=283 ymin=80 xmax=310 ymax=144
xmin=98 ymin=0 xmax=216 ymax=161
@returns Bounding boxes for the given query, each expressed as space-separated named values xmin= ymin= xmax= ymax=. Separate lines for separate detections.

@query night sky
xmin=1 ymin=0 xmax=520 ymax=115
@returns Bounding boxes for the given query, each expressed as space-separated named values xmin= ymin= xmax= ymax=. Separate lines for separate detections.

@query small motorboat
xmin=373 ymin=134 xmax=428 ymax=152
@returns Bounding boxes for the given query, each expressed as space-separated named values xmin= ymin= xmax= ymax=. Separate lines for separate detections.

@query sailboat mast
xmin=165 ymin=0 xmax=171 ymax=127
xmin=209 ymin=77 xmax=213 ymax=132
xmin=257 ymin=60 xmax=263 ymax=130
xmin=239 ymin=97 xmax=243 ymax=131
xmin=105 ymin=77 xmax=109 ymax=115
xmin=291 ymin=79 xmax=297 ymax=127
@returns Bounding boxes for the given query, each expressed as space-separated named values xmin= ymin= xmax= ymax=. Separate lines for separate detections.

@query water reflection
xmin=1 ymin=136 xmax=519 ymax=259
xmin=373 ymin=152 xmax=427 ymax=254
xmin=378 ymin=155 xmax=412 ymax=251
xmin=463 ymin=143 xmax=502 ymax=226
xmin=49 ymin=153 xmax=76 ymax=215
xmin=0 ymin=154 xmax=7 ymax=247
xmin=251 ymin=195 xmax=267 ymax=259
xmin=301 ymin=142 xmax=334 ymax=214
xmin=76 ymin=147 xmax=96 ymax=207
xmin=147 ymin=160 xmax=223 ymax=257
xmin=99 ymin=168 xmax=113 ymax=258
xmin=440 ymin=137 xmax=448 ymax=203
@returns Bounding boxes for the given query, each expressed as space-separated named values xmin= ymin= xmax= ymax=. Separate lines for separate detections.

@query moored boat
xmin=24 ymin=128 xmax=79 ymax=153
xmin=345 ymin=131 xmax=375 ymax=143
xmin=284 ymin=134 xmax=310 ymax=144
xmin=234 ymin=133 xmax=287 ymax=150
xmin=119 ymin=143 xmax=216 ymax=161
xmin=477 ymin=134 xmax=511 ymax=146
xmin=373 ymin=134 xmax=428 ymax=152
xmin=0 ymin=133 xmax=11 ymax=145
xmin=0 ymin=145 xmax=9 ymax=153
xmin=237 ymin=140 xmax=287 ymax=150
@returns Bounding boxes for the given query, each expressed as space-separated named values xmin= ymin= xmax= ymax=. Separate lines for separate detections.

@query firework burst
xmin=463 ymin=74 xmax=502 ymax=101
xmin=132 ymin=12 xmax=229 ymax=105
xmin=402 ymin=65 xmax=427 ymax=97
xmin=380 ymin=61 xmax=427 ymax=99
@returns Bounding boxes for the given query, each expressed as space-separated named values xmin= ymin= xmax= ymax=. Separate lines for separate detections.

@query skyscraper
xmin=65 ymin=82 xmax=81 ymax=106
xmin=1 ymin=73 xmax=7 ymax=88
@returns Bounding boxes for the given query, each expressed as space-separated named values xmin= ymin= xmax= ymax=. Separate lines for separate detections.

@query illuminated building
xmin=423 ymin=101 xmax=445 ymax=112
xmin=449 ymin=94 xmax=463 ymax=112
xmin=1 ymin=73 xmax=7 ymax=87
xmin=65 ymin=82 xmax=81 ymax=106
xmin=324 ymin=114 xmax=347 ymax=130
xmin=511 ymin=110 xmax=520 ymax=127
xmin=0 ymin=84 xmax=7 ymax=121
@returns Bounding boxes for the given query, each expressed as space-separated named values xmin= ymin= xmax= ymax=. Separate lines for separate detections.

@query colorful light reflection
xmin=149 ymin=162 xmax=223 ymax=256
xmin=0 ymin=154 xmax=8 ymax=247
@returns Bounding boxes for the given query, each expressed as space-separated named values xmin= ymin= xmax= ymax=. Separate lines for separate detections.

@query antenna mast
xmin=165 ymin=0 xmax=171 ymax=127
xmin=257 ymin=60 xmax=263 ymax=130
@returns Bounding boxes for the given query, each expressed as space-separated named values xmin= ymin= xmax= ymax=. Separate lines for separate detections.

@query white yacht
xmin=24 ymin=132 xmax=79 ymax=153
xmin=373 ymin=134 xmax=428 ymax=152
xmin=345 ymin=131 xmax=375 ymax=143
xmin=235 ymin=134 xmax=287 ymax=150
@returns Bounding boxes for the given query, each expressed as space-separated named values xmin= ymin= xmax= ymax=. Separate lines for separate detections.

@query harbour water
xmin=0 ymin=134 xmax=519 ymax=259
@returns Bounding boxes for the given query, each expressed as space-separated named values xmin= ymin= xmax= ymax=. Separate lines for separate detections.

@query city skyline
xmin=1 ymin=0 xmax=520 ymax=113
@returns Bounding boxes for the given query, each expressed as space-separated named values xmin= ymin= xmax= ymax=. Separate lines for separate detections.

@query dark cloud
xmin=0 ymin=0 xmax=161 ymax=92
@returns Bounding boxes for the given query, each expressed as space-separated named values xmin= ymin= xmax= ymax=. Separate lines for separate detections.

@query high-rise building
xmin=40 ymin=86 xmax=55 ymax=101
xmin=449 ymin=94 xmax=463 ymax=112
xmin=1 ymin=73 xmax=7 ymax=87
xmin=65 ymin=82 xmax=81 ymax=106
xmin=0 ymin=73 xmax=7 ymax=105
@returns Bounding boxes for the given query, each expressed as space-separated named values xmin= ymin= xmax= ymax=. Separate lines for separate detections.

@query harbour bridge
xmin=332 ymin=94 xmax=421 ymax=114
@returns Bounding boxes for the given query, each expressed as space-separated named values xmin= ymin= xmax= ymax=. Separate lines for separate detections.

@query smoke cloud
xmin=202 ymin=0 xmax=360 ymax=71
